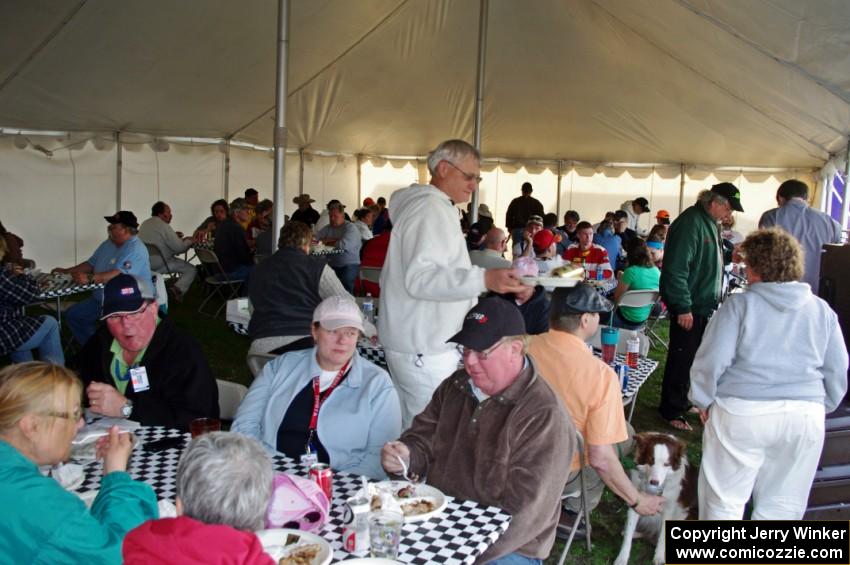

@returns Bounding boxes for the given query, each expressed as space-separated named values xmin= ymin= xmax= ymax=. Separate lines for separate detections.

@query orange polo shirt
xmin=528 ymin=330 xmax=627 ymax=471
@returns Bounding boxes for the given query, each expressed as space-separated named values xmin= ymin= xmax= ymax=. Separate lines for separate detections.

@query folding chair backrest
xmin=616 ymin=289 xmax=659 ymax=309
xmin=247 ymin=351 xmax=277 ymax=378
xmin=216 ymin=379 xmax=248 ymax=420
xmin=195 ymin=247 xmax=226 ymax=276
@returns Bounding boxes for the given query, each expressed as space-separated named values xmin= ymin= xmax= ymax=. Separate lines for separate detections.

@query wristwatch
xmin=121 ymin=399 xmax=133 ymax=418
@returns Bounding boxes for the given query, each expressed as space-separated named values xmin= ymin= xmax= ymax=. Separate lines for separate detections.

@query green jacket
xmin=660 ymin=203 xmax=723 ymax=317
xmin=0 ymin=440 xmax=158 ymax=564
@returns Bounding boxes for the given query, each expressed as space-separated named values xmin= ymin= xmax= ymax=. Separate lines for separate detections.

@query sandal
xmin=664 ymin=415 xmax=693 ymax=432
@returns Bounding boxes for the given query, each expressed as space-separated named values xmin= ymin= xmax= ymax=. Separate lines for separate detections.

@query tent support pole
xmin=678 ymin=163 xmax=686 ymax=214
xmin=357 ymin=154 xmax=363 ymax=205
xmin=223 ymin=139 xmax=231 ymax=200
xmin=819 ymin=172 xmax=829 ymax=213
xmin=842 ymin=139 xmax=850 ymax=234
xmin=470 ymin=0 xmax=489 ymax=225
xmin=115 ymin=132 xmax=122 ymax=211
xmin=556 ymin=160 xmax=563 ymax=218
xmin=272 ymin=0 xmax=291 ymax=252
xmin=298 ymin=148 xmax=305 ymax=195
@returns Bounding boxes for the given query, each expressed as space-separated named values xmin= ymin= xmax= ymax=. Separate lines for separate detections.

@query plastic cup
xmin=600 ymin=326 xmax=619 ymax=365
xmin=190 ymin=418 xmax=221 ymax=438
xmin=369 ymin=510 xmax=403 ymax=559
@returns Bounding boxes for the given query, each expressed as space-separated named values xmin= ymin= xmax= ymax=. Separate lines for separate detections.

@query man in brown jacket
xmin=381 ymin=297 xmax=575 ymax=564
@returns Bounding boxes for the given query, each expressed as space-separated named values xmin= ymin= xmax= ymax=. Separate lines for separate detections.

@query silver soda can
xmin=342 ymin=496 xmax=371 ymax=555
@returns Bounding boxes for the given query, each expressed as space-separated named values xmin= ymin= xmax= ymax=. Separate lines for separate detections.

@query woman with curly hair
xmin=689 ymin=228 xmax=848 ymax=520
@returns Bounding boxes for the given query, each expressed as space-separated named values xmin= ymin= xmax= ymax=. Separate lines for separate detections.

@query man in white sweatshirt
xmin=379 ymin=139 xmax=526 ymax=428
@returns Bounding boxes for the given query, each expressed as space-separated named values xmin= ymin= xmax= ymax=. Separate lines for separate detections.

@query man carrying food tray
xmin=381 ymin=297 xmax=574 ymax=564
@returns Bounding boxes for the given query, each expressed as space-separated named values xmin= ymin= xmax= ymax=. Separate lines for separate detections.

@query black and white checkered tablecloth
xmin=310 ymin=247 xmax=344 ymax=257
xmin=34 ymin=273 xmax=103 ymax=300
xmin=78 ymin=427 xmax=510 ymax=564
xmin=191 ymin=240 xmax=214 ymax=251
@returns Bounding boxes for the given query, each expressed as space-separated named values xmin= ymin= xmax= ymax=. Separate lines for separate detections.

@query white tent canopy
xmin=1 ymin=0 xmax=849 ymax=168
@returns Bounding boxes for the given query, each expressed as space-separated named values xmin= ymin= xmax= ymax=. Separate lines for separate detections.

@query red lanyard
xmin=308 ymin=359 xmax=351 ymax=432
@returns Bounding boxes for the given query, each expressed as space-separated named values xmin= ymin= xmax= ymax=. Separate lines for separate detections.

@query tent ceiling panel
xmin=0 ymin=0 xmax=848 ymax=169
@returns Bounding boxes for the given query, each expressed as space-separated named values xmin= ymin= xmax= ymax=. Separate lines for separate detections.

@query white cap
xmin=312 ymin=295 xmax=376 ymax=337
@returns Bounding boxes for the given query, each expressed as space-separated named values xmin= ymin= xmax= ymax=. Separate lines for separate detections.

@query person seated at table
xmin=562 ymin=221 xmax=613 ymax=279
xmin=291 ymin=193 xmax=320 ymax=227
xmin=213 ymin=197 xmax=254 ymax=282
xmin=690 ymin=228 xmax=848 ymax=520
xmin=123 ymin=432 xmax=274 ymax=565
xmin=139 ymin=201 xmax=196 ymax=303
xmin=73 ymin=274 xmax=219 ymax=432
xmin=353 ymin=222 xmax=391 ymax=297
xmin=314 ymin=202 xmax=362 ymax=293
xmin=193 ymin=199 xmax=229 ymax=242
xmin=233 ymin=296 xmax=400 ymax=480
xmin=0 ymin=362 xmax=157 ymax=564
xmin=528 ymin=284 xmax=664 ymax=535
xmin=0 ymin=238 xmax=64 ymax=365
xmin=593 ymin=219 xmax=623 ymax=270
xmin=612 ymin=238 xmax=660 ymax=330
xmin=531 ymin=228 xmax=565 ymax=275
xmin=469 ymin=227 xmax=511 ymax=270
xmin=646 ymin=224 xmax=667 ymax=267
xmin=381 ymin=297 xmax=574 ymax=564
xmin=247 ymin=221 xmax=351 ymax=356
xmin=53 ymin=211 xmax=152 ymax=346
xmin=512 ymin=214 xmax=544 ymax=259
xmin=0 ymin=220 xmax=26 ymax=267
xmin=247 ymin=199 xmax=273 ymax=246
xmin=352 ymin=207 xmax=375 ymax=242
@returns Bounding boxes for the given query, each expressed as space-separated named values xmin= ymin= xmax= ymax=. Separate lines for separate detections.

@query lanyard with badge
xmin=110 ymin=360 xmax=151 ymax=393
xmin=300 ymin=359 xmax=351 ymax=466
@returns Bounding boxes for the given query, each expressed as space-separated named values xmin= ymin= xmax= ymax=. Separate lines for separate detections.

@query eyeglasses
xmin=105 ymin=302 xmax=150 ymax=324
xmin=282 ymin=510 xmax=323 ymax=530
xmin=44 ymin=406 xmax=83 ymax=421
xmin=456 ymin=340 xmax=504 ymax=360
xmin=445 ymin=161 xmax=483 ymax=183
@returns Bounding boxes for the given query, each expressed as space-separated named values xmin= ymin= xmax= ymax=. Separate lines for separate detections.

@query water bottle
xmin=362 ymin=293 xmax=375 ymax=324
xmin=626 ymin=331 xmax=640 ymax=369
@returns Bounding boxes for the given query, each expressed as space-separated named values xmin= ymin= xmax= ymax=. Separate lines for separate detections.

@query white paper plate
xmin=256 ymin=528 xmax=332 ymax=565
xmin=371 ymin=481 xmax=448 ymax=523
xmin=520 ymin=276 xmax=580 ymax=287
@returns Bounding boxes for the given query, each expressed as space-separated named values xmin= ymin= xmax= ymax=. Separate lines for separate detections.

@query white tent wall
xmin=0 ymin=138 xmax=115 ymax=269
xmin=229 ymin=147 xmax=275 ymax=204
xmin=121 ymin=142 xmax=224 ymax=237
xmin=300 ymin=154 xmax=359 ymax=212
xmin=361 ymin=160 xmax=420 ymax=207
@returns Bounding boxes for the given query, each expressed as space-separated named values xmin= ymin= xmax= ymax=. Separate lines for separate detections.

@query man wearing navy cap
xmin=659 ymin=182 xmax=743 ymax=431
xmin=53 ymin=211 xmax=151 ymax=346
xmin=381 ymin=297 xmax=574 ymax=564
xmin=73 ymin=274 xmax=218 ymax=432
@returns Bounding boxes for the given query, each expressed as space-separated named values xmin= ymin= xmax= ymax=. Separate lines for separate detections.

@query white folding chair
xmin=144 ymin=242 xmax=178 ymax=284
xmin=216 ymin=379 xmax=248 ymax=421
xmin=246 ymin=351 xmax=277 ymax=378
xmin=557 ymin=430 xmax=591 ymax=564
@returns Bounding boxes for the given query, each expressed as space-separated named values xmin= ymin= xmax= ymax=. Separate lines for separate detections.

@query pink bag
xmin=265 ymin=472 xmax=330 ymax=532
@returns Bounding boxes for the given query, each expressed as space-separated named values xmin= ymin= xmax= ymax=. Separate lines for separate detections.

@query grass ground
xmin=21 ymin=288 xmax=702 ymax=564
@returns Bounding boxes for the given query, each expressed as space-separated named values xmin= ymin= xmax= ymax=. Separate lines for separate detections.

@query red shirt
xmin=562 ymin=243 xmax=613 ymax=278
xmin=354 ymin=231 xmax=391 ymax=296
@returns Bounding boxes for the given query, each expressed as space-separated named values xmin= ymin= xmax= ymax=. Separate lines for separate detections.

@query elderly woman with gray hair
xmin=123 ymin=432 xmax=275 ymax=565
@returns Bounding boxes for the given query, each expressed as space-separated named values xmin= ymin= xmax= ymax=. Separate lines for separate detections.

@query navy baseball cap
xmin=448 ymin=297 xmax=526 ymax=351
xmin=100 ymin=274 xmax=155 ymax=319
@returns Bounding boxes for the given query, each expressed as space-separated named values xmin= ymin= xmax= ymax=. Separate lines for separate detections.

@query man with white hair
xmin=379 ymin=139 xmax=526 ymax=427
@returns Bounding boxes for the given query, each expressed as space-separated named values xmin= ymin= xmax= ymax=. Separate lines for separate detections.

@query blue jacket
xmin=0 ymin=440 xmax=157 ymax=564
xmin=232 ymin=347 xmax=401 ymax=479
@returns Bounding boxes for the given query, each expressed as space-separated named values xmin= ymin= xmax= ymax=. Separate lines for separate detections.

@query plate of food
xmin=368 ymin=481 xmax=447 ymax=523
xmin=256 ymin=528 xmax=332 ymax=565
xmin=521 ymin=265 xmax=583 ymax=287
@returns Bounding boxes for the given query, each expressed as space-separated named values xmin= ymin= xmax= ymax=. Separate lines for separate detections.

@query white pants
xmin=384 ymin=348 xmax=461 ymax=430
xmin=151 ymin=255 xmax=196 ymax=293
xmin=699 ymin=398 xmax=824 ymax=520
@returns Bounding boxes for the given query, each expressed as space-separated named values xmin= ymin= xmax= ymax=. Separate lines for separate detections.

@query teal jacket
xmin=660 ymin=203 xmax=723 ymax=317
xmin=0 ymin=440 xmax=158 ymax=564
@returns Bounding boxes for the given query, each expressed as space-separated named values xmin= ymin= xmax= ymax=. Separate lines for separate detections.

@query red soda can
xmin=309 ymin=462 xmax=333 ymax=501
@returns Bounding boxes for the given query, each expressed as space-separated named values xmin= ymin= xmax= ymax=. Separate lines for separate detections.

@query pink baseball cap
xmin=312 ymin=296 xmax=375 ymax=336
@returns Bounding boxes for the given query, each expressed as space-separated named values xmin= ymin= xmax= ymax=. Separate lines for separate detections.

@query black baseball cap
xmin=551 ymin=283 xmax=614 ymax=318
xmin=711 ymin=183 xmax=744 ymax=212
xmin=634 ymin=197 xmax=650 ymax=213
xmin=100 ymin=274 xmax=155 ymax=319
xmin=104 ymin=211 xmax=139 ymax=229
xmin=447 ymin=297 xmax=526 ymax=351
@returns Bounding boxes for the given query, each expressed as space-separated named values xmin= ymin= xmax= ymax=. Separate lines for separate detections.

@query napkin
xmin=52 ymin=463 xmax=85 ymax=491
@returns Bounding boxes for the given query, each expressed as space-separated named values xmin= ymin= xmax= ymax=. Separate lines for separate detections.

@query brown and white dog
xmin=613 ymin=432 xmax=698 ymax=565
